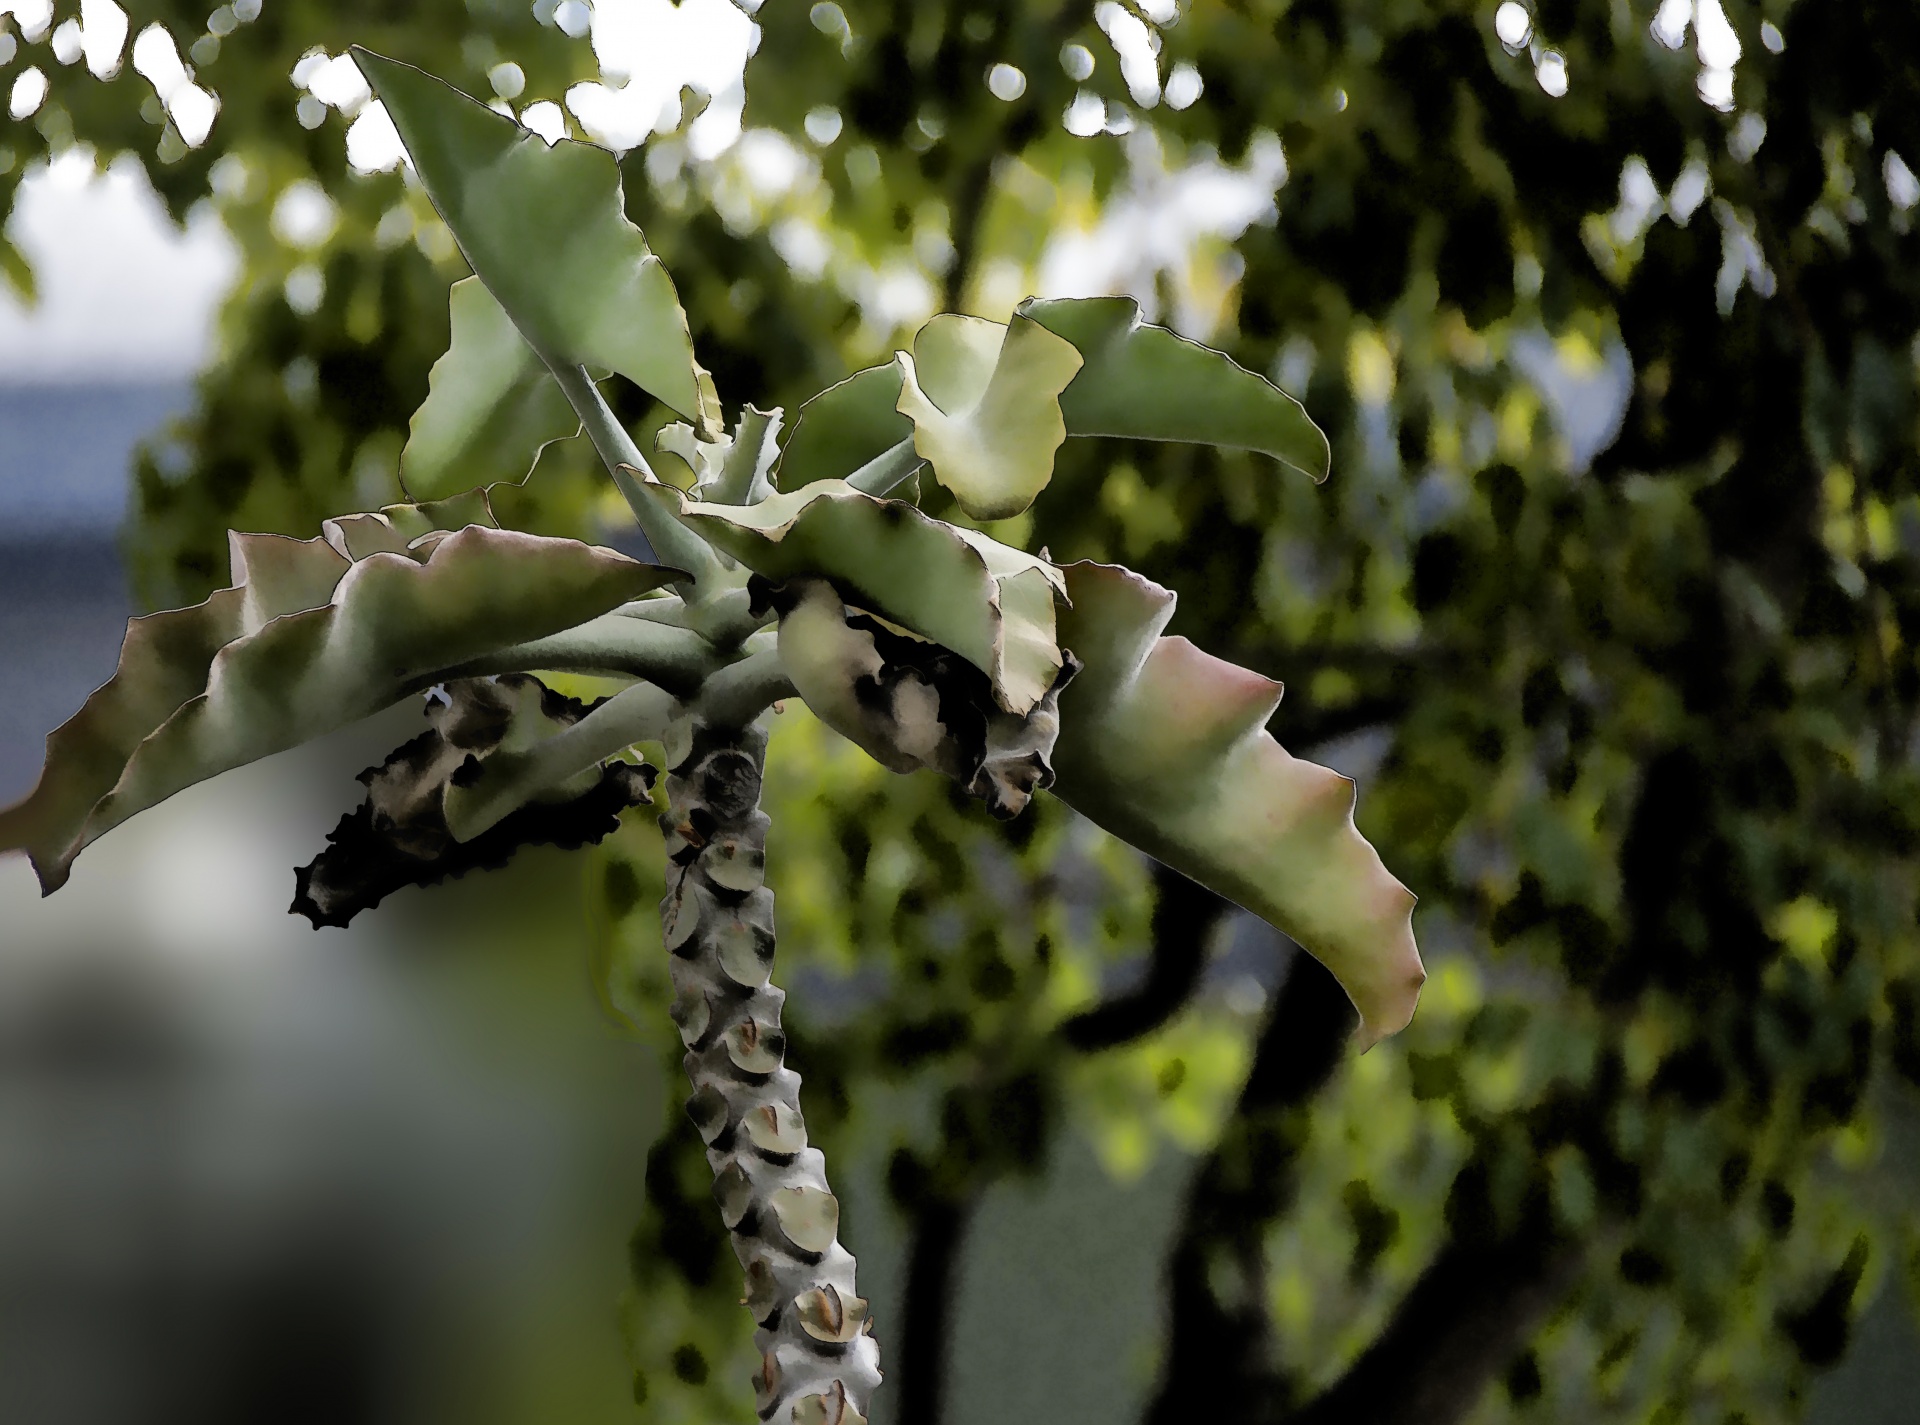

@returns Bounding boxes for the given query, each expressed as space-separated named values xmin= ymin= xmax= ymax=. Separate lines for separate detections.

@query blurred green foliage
xmin=9 ymin=0 xmax=1920 ymax=1420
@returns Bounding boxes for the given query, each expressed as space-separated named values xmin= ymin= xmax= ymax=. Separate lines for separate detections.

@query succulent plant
xmin=0 ymin=52 xmax=1420 ymax=1423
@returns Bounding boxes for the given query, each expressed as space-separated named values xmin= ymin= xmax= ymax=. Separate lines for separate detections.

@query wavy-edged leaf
xmin=1 ymin=494 xmax=497 ymax=892
xmin=658 ymin=480 xmax=1065 ymax=714
xmin=356 ymin=49 xmax=715 ymax=432
xmin=1049 ymin=561 xmax=1421 ymax=1046
xmin=659 ymin=403 xmax=784 ymax=505
xmin=2 ymin=527 xmax=679 ymax=892
xmin=896 ymin=313 xmax=1084 ymax=520
xmin=320 ymin=490 xmax=498 ymax=560
xmin=1022 ymin=296 xmax=1330 ymax=480
xmin=401 ymin=276 xmax=582 ymax=501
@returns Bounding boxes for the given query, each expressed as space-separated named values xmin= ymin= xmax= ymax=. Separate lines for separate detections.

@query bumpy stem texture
xmin=659 ymin=718 xmax=882 ymax=1425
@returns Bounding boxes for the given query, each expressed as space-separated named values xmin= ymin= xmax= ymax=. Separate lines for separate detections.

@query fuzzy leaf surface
xmin=2 ymin=526 xmax=676 ymax=892
xmin=660 ymin=480 xmax=1065 ymax=714
xmin=401 ymin=277 xmax=581 ymax=500
xmin=356 ymin=50 xmax=713 ymax=431
xmin=1049 ymin=561 xmax=1421 ymax=1045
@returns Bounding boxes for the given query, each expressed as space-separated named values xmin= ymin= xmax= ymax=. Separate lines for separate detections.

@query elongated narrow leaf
xmin=1022 ymin=296 xmax=1330 ymax=480
xmin=656 ymin=479 xmax=1065 ymax=714
xmin=402 ymin=277 xmax=581 ymax=500
xmin=1049 ymin=561 xmax=1421 ymax=1045
xmin=356 ymin=50 xmax=715 ymax=432
xmin=896 ymin=313 xmax=1084 ymax=520
xmin=2 ymin=527 xmax=678 ymax=892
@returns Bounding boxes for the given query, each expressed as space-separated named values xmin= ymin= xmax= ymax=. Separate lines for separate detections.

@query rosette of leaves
xmin=0 ymin=53 xmax=1422 ymax=1424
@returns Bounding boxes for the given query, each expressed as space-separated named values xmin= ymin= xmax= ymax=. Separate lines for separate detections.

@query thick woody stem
xmin=658 ymin=717 xmax=882 ymax=1425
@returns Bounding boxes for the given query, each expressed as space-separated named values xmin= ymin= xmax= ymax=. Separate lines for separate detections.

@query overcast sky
xmin=0 ymin=151 xmax=236 ymax=382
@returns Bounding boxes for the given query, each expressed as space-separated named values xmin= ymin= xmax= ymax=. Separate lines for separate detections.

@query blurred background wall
xmin=3 ymin=1 xmax=1920 ymax=1423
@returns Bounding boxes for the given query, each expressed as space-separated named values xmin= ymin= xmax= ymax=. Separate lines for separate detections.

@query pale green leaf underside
xmin=356 ymin=49 xmax=710 ymax=430
xmin=1048 ymin=561 xmax=1421 ymax=1045
xmin=896 ymin=314 xmax=1083 ymax=520
xmin=1 ymin=524 xmax=677 ymax=891
xmin=659 ymin=479 xmax=1066 ymax=714
xmin=402 ymin=277 xmax=582 ymax=501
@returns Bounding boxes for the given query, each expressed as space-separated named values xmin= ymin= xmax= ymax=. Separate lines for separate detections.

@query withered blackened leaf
xmin=291 ymin=675 xmax=656 ymax=928
xmin=292 ymin=760 xmax=654 ymax=928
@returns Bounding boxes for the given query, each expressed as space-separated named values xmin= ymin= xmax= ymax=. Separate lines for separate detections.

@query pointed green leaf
xmin=658 ymin=479 xmax=1065 ymax=713
xmin=355 ymin=49 xmax=711 ymax=430
xmin=709 ymin=405 xmax=783 ymax=504
xmin=2 ymin=526 xmax=679 ymax=892
xmin=896 ymin=313 xmax=1084 ymax=520
xmin=1021 ymin=296 xmax=1331 ymax=480
xmin=1049 ymin=561 xmax=1421 ymax=1046
xmin=401 ymin=277 xmax=582 ymax=501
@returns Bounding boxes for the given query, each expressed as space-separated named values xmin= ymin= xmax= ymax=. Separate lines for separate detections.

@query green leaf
xmin=659 ymin=480 xmax=1066 ymax=714
xmin=896 ymin=312 xmax=1084 ymax=520
xmin=355 ymin=49 xmax=715 ymax=432
xmin=1021 ymin=296 xmax=1331 ymax=480
xmin=2 ymin=525 xmax=679 ymax=892
xmin=0 ymin=234 xmax=35 ymax=306
xmin=659 ymin=404 xmax=784 ymax=505
xmin=775 ymin=363 xmax=912 ymax=490
xmin=1048 ymin=561 xmax=1421 ymax=1046
xmin=319 ymin=490 xmax=499 ymax=560
xmin=401 ymin=277 xmax=582 ymax=501
xmin=773 ymin=299 xmax=1328 ymax=496
xmin=0 ymin=497 xmax=497 ymax=893
xmin=709 ymin=405 xmax=783 ymax=504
